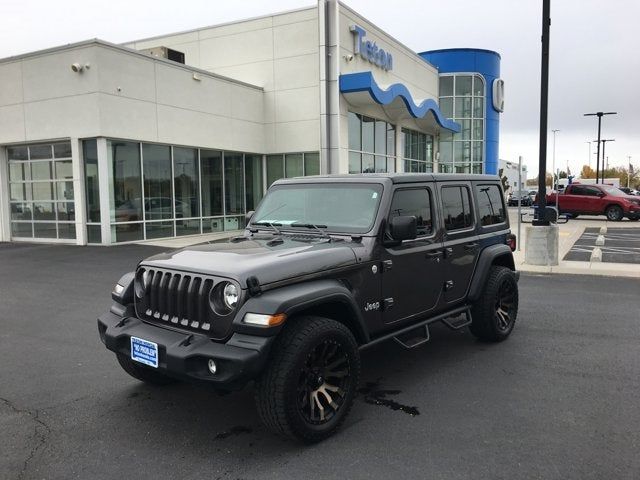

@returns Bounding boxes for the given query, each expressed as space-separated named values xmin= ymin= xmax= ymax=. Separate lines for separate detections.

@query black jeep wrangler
xmin=98 ymin=174 xmax=519 ymax=442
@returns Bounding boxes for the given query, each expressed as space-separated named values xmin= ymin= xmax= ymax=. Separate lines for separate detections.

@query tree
xmin=526 ymin=172 xmax=553 ymax=188
xmin=498 ymin=168 xmax=510 ymax=191
xmin=580 ymin=165 xmax=596 ymax=179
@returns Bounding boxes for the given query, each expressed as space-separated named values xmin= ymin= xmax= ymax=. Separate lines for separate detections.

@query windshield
xmin=602 ymin=187 xmax=627 ymax=197
xmin=252 ymin=183 xmax=384 ymax=234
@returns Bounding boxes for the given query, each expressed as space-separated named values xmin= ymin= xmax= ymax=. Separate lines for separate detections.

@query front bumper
xmin=98 ymin=311 xmax=274 ymax=389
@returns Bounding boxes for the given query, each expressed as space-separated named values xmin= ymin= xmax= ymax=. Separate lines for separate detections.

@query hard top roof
xmin=274 ymin=173 xmax=500 ymax=185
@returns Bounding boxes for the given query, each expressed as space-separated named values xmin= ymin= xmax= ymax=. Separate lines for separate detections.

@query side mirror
xmin=389 ymin=216 xmax=417 ymax=242
xmin=598 ymin=192 xmax=605 ymax=197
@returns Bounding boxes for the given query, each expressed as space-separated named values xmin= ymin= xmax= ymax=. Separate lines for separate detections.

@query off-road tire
xmin=606 ymin=205 xmax=623 ymax=221
xmin=116 ymin=353 xmax=177 ymax=385
xmin=255 ymin=316 xmax=360 ymax=443
xmin=470 ymin=266 xmax=518 ymax=342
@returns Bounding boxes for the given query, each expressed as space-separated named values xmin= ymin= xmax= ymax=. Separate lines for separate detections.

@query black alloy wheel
xmin=470 ymin=266 xmax=519 ymax=342
xmin=495 ymin=278 xmax=517 ymax=332
xmin=297 ymin=339 xmax=351 ymax=424
xmin=255 ymin=316 xmax=360 ymax=443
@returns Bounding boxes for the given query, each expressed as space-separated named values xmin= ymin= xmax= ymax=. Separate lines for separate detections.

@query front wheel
xmin=470 ymin=266 xmax=519 ymax=342
xmin=606 ymin=205 xmax=624 ymax=221
xmin=255 ymin=317 xmax=360 ymax=443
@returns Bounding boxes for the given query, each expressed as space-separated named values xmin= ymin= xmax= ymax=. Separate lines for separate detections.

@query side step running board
xmin=442 ymin=309 xmax=473 ymax=330
xmin=393 ymin=325 xmax=430 ymax=349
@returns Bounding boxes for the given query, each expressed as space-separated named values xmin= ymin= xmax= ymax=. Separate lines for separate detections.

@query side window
xmin=476 ymin=184 xmax=506 ymax=226
xmin=571 ymin=186 xmax=586 ymax=195
xmin=388 ymin=188 xmax=433 ymax=236
xmin=583 ymin=187 xmax=601 ymax=196
xmin=441 ymin=185 xmax=473 ymax=231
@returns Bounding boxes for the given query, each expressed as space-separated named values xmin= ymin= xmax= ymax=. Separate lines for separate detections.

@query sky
xmin=2 ymin=0 xmax=638 ymax=177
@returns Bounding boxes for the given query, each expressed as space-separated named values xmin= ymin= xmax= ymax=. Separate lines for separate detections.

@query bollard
xmin=595 ymin=235 xmax=605 ymax=246
xmin=599 ymin=226 xmax=607 ymax=235
xmin=590 ymin=247 xmax=603 ymax=262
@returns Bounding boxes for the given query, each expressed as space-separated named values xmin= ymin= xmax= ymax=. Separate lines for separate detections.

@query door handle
xmin=464 ymin=242 xmax=479 ymax=250
xmin=426 ymin=251 xmax=443 ymax=259
xmin=444 ymin=247 xmax=454 ymax=257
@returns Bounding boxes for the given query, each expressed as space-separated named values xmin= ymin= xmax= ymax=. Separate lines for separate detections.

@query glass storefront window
xmin=224 ymin=153 xmax=244 ymax=215
xmin=8 ymin=141 xmax=75 ymax=241
xmin=201 ymin=149 xmax=223 ymax=216
xmin=143 ymin=144 xmax=172 ymax=220
xmin=245 ymin=154 xmax=263 ymax=211
xmin=83 ymin=139 xmax=100 ymax=223
xmin=266 ymin=155 xmax=284 ymax=187
xmin=173 ymin=147 xmax=199 ymax=219
xmin=285 ymin=153 xmax=303 ymax=178
xmin=348 ymin=112 xmax=396 ymax=173
xmin=110 ymin=140 xmax=142 ymax=223
xmin=438 ymin=74 xmax=485 ymax=173
xmin=348 ymin=112 xmax=361 ymax=151
xmin=403 ymin=129 xmax=434 ymax=173
xmin=304 ymin=153 xmax=320 ymax=176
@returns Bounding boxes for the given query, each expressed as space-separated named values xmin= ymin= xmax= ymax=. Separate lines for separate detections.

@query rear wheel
xmin=606 ymin=205 xmax=624 ymax=221
xmin=470 ymin=266 xmax=519 ymax=342
xmin=255 ymin=316 xmax=360 ymax=443
xmin=116 ymin=353 xmax=176 ymax=385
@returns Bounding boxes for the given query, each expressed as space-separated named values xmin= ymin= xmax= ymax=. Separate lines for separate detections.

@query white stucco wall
xmin=0 ymin=42 xmax=265 ymax=152
xmin=125 ymin=7 xmax=322 ymax=155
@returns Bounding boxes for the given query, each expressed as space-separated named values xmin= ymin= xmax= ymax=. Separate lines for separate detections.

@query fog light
xmin=207 ymin=359 xmax=217 ymax=375
xmin=113 ymin=283 xmax=125 ymax=295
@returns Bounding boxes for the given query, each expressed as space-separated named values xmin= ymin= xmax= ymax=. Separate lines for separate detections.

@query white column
xmin=97 ymin=138 xmax=112 ymax=245
xmin=433 ymin=134 xmax=440 ymax=173
xmin=0 ymin=146 xmax=10 ymax=241
xmin=71 ymin=138 xmax=87 ymax=245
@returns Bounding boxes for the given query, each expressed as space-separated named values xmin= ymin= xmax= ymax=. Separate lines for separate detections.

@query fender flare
xmin=232 ymin=279 xmax=369 ymax=343
xmin=467 ymin=244 xmax=515 ymax=302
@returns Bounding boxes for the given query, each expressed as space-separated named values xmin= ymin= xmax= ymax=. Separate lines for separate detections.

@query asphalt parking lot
xmin=565 ymin=227 xmax=640 ymax=263
xmin=1 ymin=243 xmax=639 ymax=480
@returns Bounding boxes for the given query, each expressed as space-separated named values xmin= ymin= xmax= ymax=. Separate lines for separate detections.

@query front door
xmin=381 ymin=185 xmax=445 ymax=324
xmin=439 ymin=183 xmax=480 ymax=304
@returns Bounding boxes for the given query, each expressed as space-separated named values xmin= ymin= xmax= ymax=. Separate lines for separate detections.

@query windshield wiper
xmin=252 ymin=221 xmax=282 ymax=235
xmin=290 ymin=223 xmax=330 ymax=240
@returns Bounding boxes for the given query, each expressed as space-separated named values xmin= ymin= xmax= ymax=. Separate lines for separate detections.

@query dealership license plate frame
xmin=130 ymin=336 xmax=159 ymax=368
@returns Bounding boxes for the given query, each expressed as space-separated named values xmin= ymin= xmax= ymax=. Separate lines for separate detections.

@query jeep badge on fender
xmin=98 ymin=173 xmax=519 ymax=443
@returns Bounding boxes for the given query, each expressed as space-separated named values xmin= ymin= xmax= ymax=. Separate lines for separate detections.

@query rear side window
xmin=441 ymin=186 xmax=473 ymax=231
xmin=389 ymin=188 xmax=433 ymax=237
xmin=476 ymin=184 xmax=506 ymax=226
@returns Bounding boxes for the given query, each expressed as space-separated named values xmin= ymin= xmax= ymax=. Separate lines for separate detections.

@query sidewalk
xmin=510 ymin=209 xmax=640 ymax=278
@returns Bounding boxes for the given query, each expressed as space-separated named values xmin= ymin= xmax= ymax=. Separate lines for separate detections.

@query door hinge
xmin=444 ymin=280 xmax=454 ymax=291
xmin=382 ymin=260 xmax=393 ymax=272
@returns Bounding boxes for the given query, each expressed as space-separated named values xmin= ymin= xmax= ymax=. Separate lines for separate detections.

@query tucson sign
xmin=349 ymin=25 xmax=393 ymax=71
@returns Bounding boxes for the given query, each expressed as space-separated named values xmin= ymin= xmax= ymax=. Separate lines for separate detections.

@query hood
xmin=140 ymin=235 xmax=359 ymax=288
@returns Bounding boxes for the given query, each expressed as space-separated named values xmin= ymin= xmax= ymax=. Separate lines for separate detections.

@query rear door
xmin=438 ymin=182 xmax=480 ymax=305
xmin=381 ymin=184 xmax=445 ymax=324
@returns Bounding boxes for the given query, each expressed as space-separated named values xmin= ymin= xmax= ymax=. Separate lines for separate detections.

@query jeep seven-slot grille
xmin=135 ymin=268 xmax=216 ymax=333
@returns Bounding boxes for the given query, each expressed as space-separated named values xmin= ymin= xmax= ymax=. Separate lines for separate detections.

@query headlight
xmin=209 ymin=281 xmax=240 ymax=316
xmin=135 ymin=268 xmax=152 ymax=298
xmin=223 ymin=283 xmax=239 ymax=309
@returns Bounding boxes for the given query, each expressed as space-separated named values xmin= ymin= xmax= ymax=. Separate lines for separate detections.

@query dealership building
xmin=0 ymin=1 xmax=503 ymax=245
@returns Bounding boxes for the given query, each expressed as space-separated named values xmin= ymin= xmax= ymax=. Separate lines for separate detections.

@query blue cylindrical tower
xmin=419 ymin=48 xmax=502 ymax=175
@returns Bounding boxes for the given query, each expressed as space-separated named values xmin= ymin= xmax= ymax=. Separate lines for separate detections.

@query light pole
xmin=584 ymin=111 xmax=617 ymax=184
xmin=551 ymin=129 xmax=560 ymax=192
xmin=629 ymin=156 xmax=632 ymax=189
xmin=534 ymin=0 xmax=551 ymax=226
xmin=598 ymin=139 xmax=615 ymax=183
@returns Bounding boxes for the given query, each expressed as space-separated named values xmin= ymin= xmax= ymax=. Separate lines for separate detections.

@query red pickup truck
xmin=545 ymin=184 xmax=640 ymax=221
